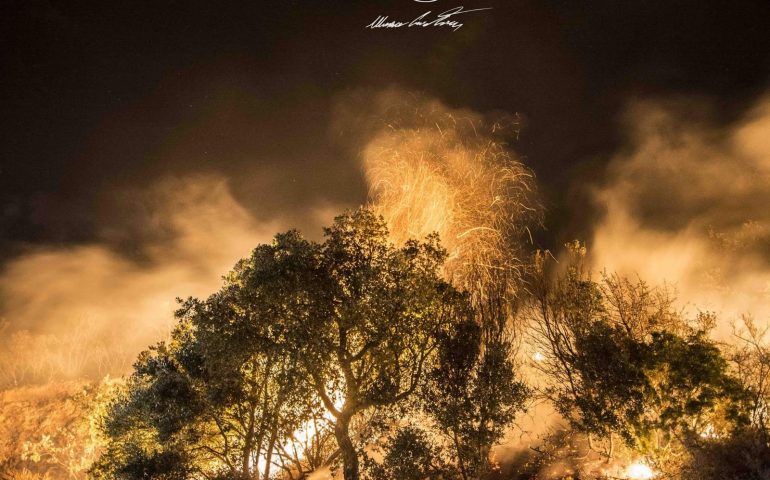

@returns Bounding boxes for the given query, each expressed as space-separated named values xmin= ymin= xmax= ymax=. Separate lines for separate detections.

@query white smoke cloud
xmin=591 ymin=93 xmax=770 ymax=332
xmin=0 ymin=174 xmax=336 ymax=385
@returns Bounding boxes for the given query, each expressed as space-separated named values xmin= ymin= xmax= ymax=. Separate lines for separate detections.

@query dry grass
xmin=0 ymin=380 xmax=117 ymax=480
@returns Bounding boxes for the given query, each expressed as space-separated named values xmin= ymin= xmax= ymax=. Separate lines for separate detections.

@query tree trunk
xmin=452 ymin=432 xmax=469 ymax=480
xmin=334 ymin=415 xmax=359 ymax=480
xmin=263 ymin=418 xmax=279 ymax=480
xmin=243 ymin=437 xmax=254 ymax=479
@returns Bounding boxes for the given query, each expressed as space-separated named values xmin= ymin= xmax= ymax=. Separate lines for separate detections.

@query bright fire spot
xmin=626 ymin=462 xmax=656 ymax=479
xmin=699 ymin=423 xmax=719 ymax=439
xmin=532 ymin=351 xmax=545 ymax=362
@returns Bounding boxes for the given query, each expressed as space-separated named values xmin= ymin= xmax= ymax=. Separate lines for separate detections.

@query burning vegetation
xmin=2 ymin=93 xmax=770 ymax=480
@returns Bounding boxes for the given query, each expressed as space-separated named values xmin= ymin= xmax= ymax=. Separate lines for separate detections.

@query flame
xmin=626 ymin=461 xmax=656 ymax=479
xmin=699 ymin=423 xmax=720 ymax=439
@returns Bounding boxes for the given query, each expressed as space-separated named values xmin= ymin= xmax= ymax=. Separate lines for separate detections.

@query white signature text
xmin=366 ymin=6 xmax=492 ymax=32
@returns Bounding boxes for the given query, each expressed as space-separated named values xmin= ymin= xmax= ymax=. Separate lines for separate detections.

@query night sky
xmin=3 ymin=0 xmax=770 ymax=258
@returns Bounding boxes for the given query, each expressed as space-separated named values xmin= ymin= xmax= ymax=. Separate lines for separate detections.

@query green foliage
xmin=364 ymin=427 xmax=457 ymax=480
xmin=108 ymin=445 xmax=191 ymax=480
xmin=566 ymin=321 xmax=649 ymax=442
xmin=683 ymin=428 xmax=770 ymax=480
xmin=95 ymin=208 xmax=476 ymax=480
xmin=529 ymin=246 xmax=748 ymax=468
xmin=643 ymin=331 xmax=745 ymax=433
xmin=421 ymin=316 xmax=528 ymax=479
xmin=92 ymin=231 xmax=322 ymax=479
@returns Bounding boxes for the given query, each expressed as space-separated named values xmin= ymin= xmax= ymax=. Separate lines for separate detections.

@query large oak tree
xmin=95 ymin=209 xmax=473 ymax=480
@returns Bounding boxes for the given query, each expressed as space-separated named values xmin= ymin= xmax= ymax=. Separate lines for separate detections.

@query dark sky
xmin=3 ymin=0 xmax=770 ymax=257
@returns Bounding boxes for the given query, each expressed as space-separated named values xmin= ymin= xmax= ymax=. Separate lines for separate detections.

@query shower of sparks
xmin=364 ymin=102 xmax=539 ymax=302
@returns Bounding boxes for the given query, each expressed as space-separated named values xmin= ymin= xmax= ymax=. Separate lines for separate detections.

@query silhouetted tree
xmin=362 ymin=284 xmax=528 ymax=480
xmin=528 ymin=243 xmax=746 ymax=472
xmin=422 ymin=307 xmax=528 ymax=479
xmin=272 ymin=209 xmax=472 ymax=480
xmin=364 ymin=426 xmax=457 ymax=480
xmin=94 ymin=208 xmax=473 ymax=480
xmin=91 ymin=293 xmax=315 ymax=480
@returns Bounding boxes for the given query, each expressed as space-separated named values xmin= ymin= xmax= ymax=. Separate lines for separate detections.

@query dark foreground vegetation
xmin=86 ymin=210 xmax=769 ymax=480
xmin=3 ymin=209 xmax=769 ymax=480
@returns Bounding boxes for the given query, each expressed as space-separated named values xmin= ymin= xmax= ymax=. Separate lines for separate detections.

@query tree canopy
xmin=527 ymin=244 xmax=750 ymax=473
xmin=94 ymin=209 xmax=483 ymax=480
xmin=90 ymin=218 xmax=768 ymax=480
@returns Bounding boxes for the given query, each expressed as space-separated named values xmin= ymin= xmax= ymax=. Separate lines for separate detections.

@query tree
xmin=683 ymin=316 xmax=770 ymax=480
xmin=272 ymin=209 xmax=472 ymax=480
xmin=730 ymin=316 xmax=770 ymax=442
xmin=363 ymin=426 xmax=456 ymax=480
xmin=528 ymin=243 xmax=745 ymax=472
xmin=95 ymin=208 xmax=472 ymax=480
xmin=359 ymin=282 xmax=528 ymax=480
xmin=92 ymin=233 xmax=320 ymax=480
xmin=421 ymin=299 xmax=528 ymax=480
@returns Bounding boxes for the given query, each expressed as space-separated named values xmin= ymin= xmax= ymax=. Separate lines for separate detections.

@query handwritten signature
xmin=366 ymin=6 xmax=492 ymax=32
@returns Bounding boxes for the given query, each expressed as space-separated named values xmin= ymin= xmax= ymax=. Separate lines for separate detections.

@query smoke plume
xmin=591 ymin=93 xmax=770 ymax=331
xmin=0 ymin=174 xmax=335 ymax=386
